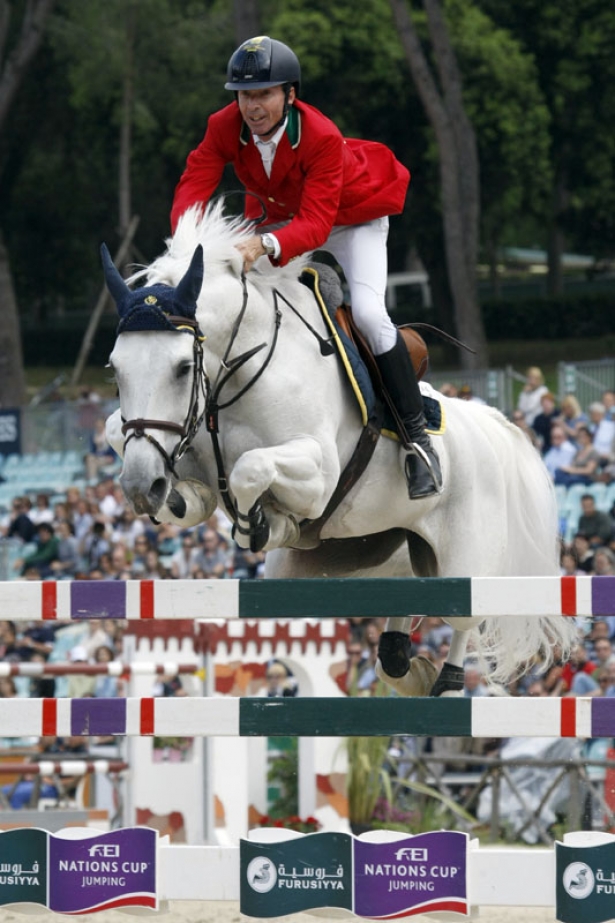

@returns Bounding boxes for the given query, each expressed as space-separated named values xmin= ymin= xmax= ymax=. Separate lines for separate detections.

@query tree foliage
xmin=476 ymin=0 xmax=615 ymax=287
xmin=0 ymin=0 xmax=612 ymax=389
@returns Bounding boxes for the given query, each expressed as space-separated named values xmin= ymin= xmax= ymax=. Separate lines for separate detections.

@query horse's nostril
xmin=149 ymin=478 xmax=168 ymax=505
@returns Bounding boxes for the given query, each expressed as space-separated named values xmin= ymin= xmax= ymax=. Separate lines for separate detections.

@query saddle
xmin=336 ymin=306 xmax=429 ymax=383
xmin=294 ymin=264 xmax=439 ymax=548
xmin=300 ymin=261 xmax=429 ymax=402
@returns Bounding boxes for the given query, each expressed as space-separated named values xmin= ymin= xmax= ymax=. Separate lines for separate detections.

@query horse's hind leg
xmin=429 ymin=625 xmax=472 ymax=697
xmin=375 ymin=530 xmax=482 ymax=697
xmin=376 ymin=531 xmax=440 ymax=695
xmin=376 ymin=616 xmax=440 ymax=696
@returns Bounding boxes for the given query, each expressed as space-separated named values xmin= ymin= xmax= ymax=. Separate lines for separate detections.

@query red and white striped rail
xmin=0 ymin=661 xmax=198 ymax=678
xmin=0 ymin=760 xmax=127 ymax=776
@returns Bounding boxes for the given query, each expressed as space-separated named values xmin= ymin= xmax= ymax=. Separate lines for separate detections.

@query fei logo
xmin=394 ymin=848 xmax=428 ymax=862
xmin=87 ymin=844 xmax=120 ymax=858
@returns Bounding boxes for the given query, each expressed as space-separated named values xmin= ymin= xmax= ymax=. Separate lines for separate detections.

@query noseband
xmin=121 ymin=316 xmax=206 ymax=478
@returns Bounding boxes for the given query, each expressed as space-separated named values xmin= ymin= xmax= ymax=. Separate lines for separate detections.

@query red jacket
xmin=171 ymin=99 xmax=410 ymax=266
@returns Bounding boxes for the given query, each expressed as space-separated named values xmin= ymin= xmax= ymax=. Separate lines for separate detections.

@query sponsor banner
xmin=354 ymin=830 xmax=469 ymax=918
xmin=0 ymin=409 xmax=20 ymax=456
xmin=240 ymin=832 xmax=353 ymax=917
xmin=48 ymin=827 xmax=157 ymax=913
xmin=0 ymin=828 xmax=47 ymax=907
xmin=556 ymin=840 xmax=615 ymax=923
xmin=0 ymin=828 xmax=156 ymax=913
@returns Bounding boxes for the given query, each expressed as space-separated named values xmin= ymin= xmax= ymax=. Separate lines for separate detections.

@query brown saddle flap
xmin=335 ymin=304 xmax=429 ymax=383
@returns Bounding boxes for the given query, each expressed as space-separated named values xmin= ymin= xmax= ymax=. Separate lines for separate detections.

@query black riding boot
xmin=375 ymin=333 xmax=443 ymax=499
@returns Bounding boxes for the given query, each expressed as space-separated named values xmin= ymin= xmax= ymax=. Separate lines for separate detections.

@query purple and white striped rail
xmin=0 ymin=695 xmax=611 ymax=739
xmin=0 ymin=575 xmax=613 ymax=620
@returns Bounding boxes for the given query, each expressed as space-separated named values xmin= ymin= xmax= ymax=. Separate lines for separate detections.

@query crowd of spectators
xmin=512 ymin=369 xmax=615 ymax=577
xmin=0 ymin=479 xmax=266 ymax=583
xmin=444 ymin=368 xmax=615 ymax=576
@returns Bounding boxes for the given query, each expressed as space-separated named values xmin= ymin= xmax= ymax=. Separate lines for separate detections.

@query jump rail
xmin=0 ymin=662 xmax=199 ymax=677
xmin=1 ymin=575 xmax=613 ymax=620
xmin=0 ymin=695 xmax=609 ymax=738
xmin=0 ymin=760 xmax=127 ymax=776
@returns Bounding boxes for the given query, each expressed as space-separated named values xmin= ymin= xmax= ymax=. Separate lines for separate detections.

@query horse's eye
xmin=177 ymin=362 xmax=192 ymax=379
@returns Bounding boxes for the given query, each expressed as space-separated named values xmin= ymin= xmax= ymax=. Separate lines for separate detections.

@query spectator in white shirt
xmin=588 ymin=402 xmax=615 ymax=466
xmin=543 ymin=425 xmax=576 ymax=480
xmin=516 ymin=366 xmax=549 ymax=427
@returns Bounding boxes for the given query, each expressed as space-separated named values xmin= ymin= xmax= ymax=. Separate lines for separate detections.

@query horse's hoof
xmin=430 ymin=662 xmax=465 ymax=697
xmin=167 ymin=488 xmax=187 ymax=518
xmin=250 ymin=522 xmax=270 ymax=553
xmin=376 ymin=655 xmax=438 ymax=697
xmin=377 ymin=630 xmax=412 ymax=678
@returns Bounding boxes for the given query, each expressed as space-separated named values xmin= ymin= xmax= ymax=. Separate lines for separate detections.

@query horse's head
xmin=103 ymin=244 xmax=207 ymax=516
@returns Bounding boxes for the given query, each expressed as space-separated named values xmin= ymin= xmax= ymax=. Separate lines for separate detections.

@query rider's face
xmin=237 ymin=85 xmax=295 ymax=140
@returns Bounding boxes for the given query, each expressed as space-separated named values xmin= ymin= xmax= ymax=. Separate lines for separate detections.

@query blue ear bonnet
xmin=100 ymin=244 xmax=204 ymax=335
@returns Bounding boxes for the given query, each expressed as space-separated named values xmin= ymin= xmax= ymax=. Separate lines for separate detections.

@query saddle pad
xmin=300 ymin=267 xmax=445 ymax=437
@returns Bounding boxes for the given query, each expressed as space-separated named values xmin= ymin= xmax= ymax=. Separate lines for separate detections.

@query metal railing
xmin=558 ymin=359 xmax=615 ymax=407
xmin=386 ymin=750 xmax=614 ymax=845
xmin=424 ymin=367 xmax=516 ymax=414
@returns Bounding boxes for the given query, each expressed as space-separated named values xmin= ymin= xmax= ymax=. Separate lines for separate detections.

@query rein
xmin=205 ymin=272 xmax=282 ymax=523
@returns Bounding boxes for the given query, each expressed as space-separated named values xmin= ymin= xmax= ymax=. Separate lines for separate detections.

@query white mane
xmin=128 ymin=200 xmax=308 ymax=288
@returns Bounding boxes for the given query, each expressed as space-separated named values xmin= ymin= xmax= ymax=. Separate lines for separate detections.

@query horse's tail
xmin=474 ymin=414 xmax=577 ymax=683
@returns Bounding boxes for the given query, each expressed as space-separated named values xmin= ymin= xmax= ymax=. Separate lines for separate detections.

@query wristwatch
xmin=261 ymin=233 xmax=276 ymax=256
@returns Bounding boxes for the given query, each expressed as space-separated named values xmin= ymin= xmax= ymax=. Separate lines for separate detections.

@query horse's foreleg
xmin=229 ymin=437 xmax=328 ymax=552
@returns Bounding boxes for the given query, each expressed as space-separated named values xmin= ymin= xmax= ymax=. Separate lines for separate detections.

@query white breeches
xmin=323 ymin=217 xmax=398 ymax=355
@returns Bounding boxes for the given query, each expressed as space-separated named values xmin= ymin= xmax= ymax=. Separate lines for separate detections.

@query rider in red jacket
xmin=171 ymin=36 xmax=442 ymax=500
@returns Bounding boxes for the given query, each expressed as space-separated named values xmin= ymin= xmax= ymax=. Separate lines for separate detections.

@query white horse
xmin=102 ymin=203 xmax=575 ymax=696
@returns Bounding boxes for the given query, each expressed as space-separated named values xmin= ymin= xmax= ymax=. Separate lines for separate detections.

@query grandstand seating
xmin=557 ymin=481 xmax=615 ymax=544
xmin=0 ymin=451 xmax=88 ymax=507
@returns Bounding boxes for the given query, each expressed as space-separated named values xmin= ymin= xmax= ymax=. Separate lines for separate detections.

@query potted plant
xmin=347 ymin=733 xmax=393 ymax=834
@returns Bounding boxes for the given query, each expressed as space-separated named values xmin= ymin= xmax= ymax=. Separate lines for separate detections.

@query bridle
xmin=119 ymin=273 xmax=283 ymax=524
xmin=120 ymin=315 xmax=207 ymax=479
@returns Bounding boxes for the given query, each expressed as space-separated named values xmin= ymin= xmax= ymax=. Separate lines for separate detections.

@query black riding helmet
xmin=225 ymin=36 xmax=301 ymax=93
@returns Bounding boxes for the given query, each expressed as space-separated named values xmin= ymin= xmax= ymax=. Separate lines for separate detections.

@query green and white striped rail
xmin=1 ymin=695 xmax=610 ymax=739
xmin=4 ymin=575 xmax=615 ymax=620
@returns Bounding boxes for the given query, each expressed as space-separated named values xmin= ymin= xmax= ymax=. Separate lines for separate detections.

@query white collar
xmin=252 ymin=118 xmax=287 ymax=148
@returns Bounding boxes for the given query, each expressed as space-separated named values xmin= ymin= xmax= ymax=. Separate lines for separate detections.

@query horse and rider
xmin=100 ymin=37 xmax=576 ymax=697
xmin=171 ymin=35 xmax=442 ymax=502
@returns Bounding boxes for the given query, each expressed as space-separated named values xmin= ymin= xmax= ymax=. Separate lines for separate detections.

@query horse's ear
xmin=174 ymin=245 xmax=204 ymax=318
xmin=101 ymin=243 xmax=131 ymax=314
